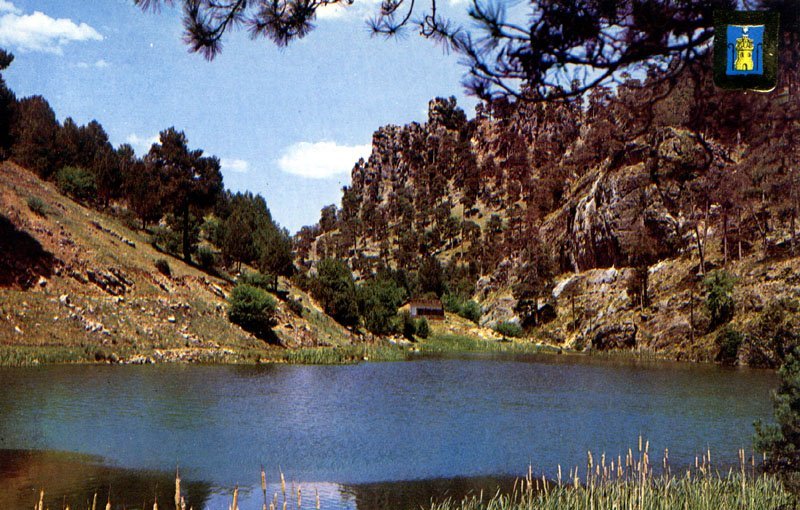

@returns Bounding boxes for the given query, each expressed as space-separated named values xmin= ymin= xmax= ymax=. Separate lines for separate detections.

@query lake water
xmin=0 ymin=354 xmax=777 ymax=509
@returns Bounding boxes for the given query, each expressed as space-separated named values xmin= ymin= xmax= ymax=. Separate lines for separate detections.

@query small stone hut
xmin=408 ymin=299 xmax=445 ymax=320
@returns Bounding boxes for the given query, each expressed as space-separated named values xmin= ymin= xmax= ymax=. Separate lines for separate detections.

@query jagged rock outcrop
xmin=295 ymin=71 xmax=800 ymax=362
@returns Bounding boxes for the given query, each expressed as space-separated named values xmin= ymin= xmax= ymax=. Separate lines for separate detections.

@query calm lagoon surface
xmin=0 ymin=354 xmax=777 ymax=509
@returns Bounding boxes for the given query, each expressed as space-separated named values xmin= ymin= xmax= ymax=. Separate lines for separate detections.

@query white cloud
xmin=0 ymin=4 xmax=103 ymax=54
xmin=0 ymin=1 xmax=20 ymax=14
xmin=125 ymin=133 xmax=160 ymax=155
xmin=221 ymin=158 xmax=250 ymax=174
xmin=278 ymin=140 xmax=371 ymax=179
xmin=75 ymin=59 xmax=109 ymax=69
xmin=316 ymin=0 xmax=381 ymax=21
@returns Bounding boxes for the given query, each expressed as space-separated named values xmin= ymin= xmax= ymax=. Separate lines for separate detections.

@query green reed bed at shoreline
xmin=430 ymin=471 xmax=790 ymax=510
xmin=430 ymin=444 xmax=793 ymax=510
xmin=27 ymin=440 xmax=796 ymax=510
xmin=0 ymin=333 xmax=562 ymax=366
xmin=273 ymin=334 xmax=559 ymax=364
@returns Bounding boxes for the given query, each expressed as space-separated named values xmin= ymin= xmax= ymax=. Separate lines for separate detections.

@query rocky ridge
xmin=296 ymin=80 xmax=800 ymax=364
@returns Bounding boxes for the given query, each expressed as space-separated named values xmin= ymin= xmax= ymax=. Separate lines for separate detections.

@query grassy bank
xmin=0 ymin=333 xmax=650 ymax=366
xmin=264 ymin=333 xmax=561 ymax=365
xmin=430 ymin=471 xmax=791 ymax=510
xmin=0 ymin=344 xmax=93 ymax=365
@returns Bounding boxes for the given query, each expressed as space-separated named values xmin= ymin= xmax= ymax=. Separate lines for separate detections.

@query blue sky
xmin=0 ymin=0 xmax=478 ymax=233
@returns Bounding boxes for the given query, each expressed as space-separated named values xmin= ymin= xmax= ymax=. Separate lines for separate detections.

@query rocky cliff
xmin=296 ymin=64 xmax=800 ymax=365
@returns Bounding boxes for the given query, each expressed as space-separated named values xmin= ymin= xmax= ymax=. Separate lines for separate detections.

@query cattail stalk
xmin=175 ymin=467 xmax=181 ymax=510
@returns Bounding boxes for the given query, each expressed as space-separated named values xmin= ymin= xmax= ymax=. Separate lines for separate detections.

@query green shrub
xmin=227 ymin=284 xmax=277 ymax=338
xmin=755 ymin=349 xmax=800 ymax=495
xmin=310 ymin=258 xmax=359 ymax=327
xmin=239 ymin=271 xmax=277 ymax=291
xmin=401 ymin=311 xmax=417 ymax=340
xmin=494 ymin=320 xmax=523 ymax=338
xmin=291 ymin=272 xmax=312 ymax=292
xmin=201 ymin=215 xmax=224 ymax=245
xmin=416 ymin=317 xmax=430 ymax=338
xmin=442 ymin=292 xmax=482 ymax=324
xmin=704 ymin=270 xmax=736 ymax=329
xmin=26 ymin=196 xmax=46 ymax=216
xmin=285 ymin=296 xmax=304 ymax=316
xmin=742 ymin=299 xmax=800 ymax=368
xmin=56 ymin=166 xmax=96 ymax=203
xmin=196 ymin=245 xmax=217 ymax=270
xmin=715 ymin=325 xmax=743 ymax=365
xmin=461 ymin=300 xmax=482 ymax=323
xmin=357 ymin=277 xmax=406 ymax=335
xmin=150 ymin=226 xmax=182 ymax=255
xmin=118 ymin=208 xmax=140 ymax=230
xmin=154 ymin=258 xmax=171 ymax=277
xmin=442 ymin=292 xmax=462 ymax=313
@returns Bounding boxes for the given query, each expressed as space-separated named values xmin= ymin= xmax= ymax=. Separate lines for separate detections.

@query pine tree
xmin=311 ymin=258 xmax=359 ymax=327
xmin=0 ymin=49 xmax=16 ymax=160
xmin=755 ymin=350 xmax=800 ymax=494
xmin=10 ymin=96 xmax=59 ymax=177
xmin=146 ymin=128 xmax=223 ymax=262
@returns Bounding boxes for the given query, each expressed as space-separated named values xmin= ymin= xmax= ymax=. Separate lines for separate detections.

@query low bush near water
xmin=228 ymin=284 xmax=277 ymax=338
xmin=715 ymin=325 xmax=743 ymax=364
xmin=494 ymin=321 xmax=524 ymax=338
xmin=416 ymin=317 xmax=430 ymax=338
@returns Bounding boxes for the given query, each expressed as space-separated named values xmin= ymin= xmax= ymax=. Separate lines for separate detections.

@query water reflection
xmin=342 ymin=476 xmax=520 ymax=510
xmin=0 ymin=450 xmax=523 ymax=510
xmin=0 ymin=449 xmax=213 ymax=510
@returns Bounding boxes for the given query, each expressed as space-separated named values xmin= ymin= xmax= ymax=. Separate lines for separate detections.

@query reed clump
xmin=280 ymin=343 xmax=409 ymax=364
xmin=430 ymin=440 xmax=793 ymax=510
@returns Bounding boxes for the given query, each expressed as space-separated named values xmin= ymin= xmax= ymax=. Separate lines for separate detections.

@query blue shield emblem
xmin=714 ymin=11 xmax=779 ymax=91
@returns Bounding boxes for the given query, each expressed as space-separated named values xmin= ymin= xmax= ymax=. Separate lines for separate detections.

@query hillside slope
xmin=0 ymin=162 xmax=352 ymax=364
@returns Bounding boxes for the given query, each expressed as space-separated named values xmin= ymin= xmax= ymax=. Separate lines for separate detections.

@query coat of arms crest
xmin=714 ymin=11 xmax=779 ymax=91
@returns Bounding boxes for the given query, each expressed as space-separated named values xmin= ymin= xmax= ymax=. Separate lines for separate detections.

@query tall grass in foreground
xmin=430 ymin=472 xmax=789 ymax=510
xmin=432 ymin=441 xmax=793 ymax=510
